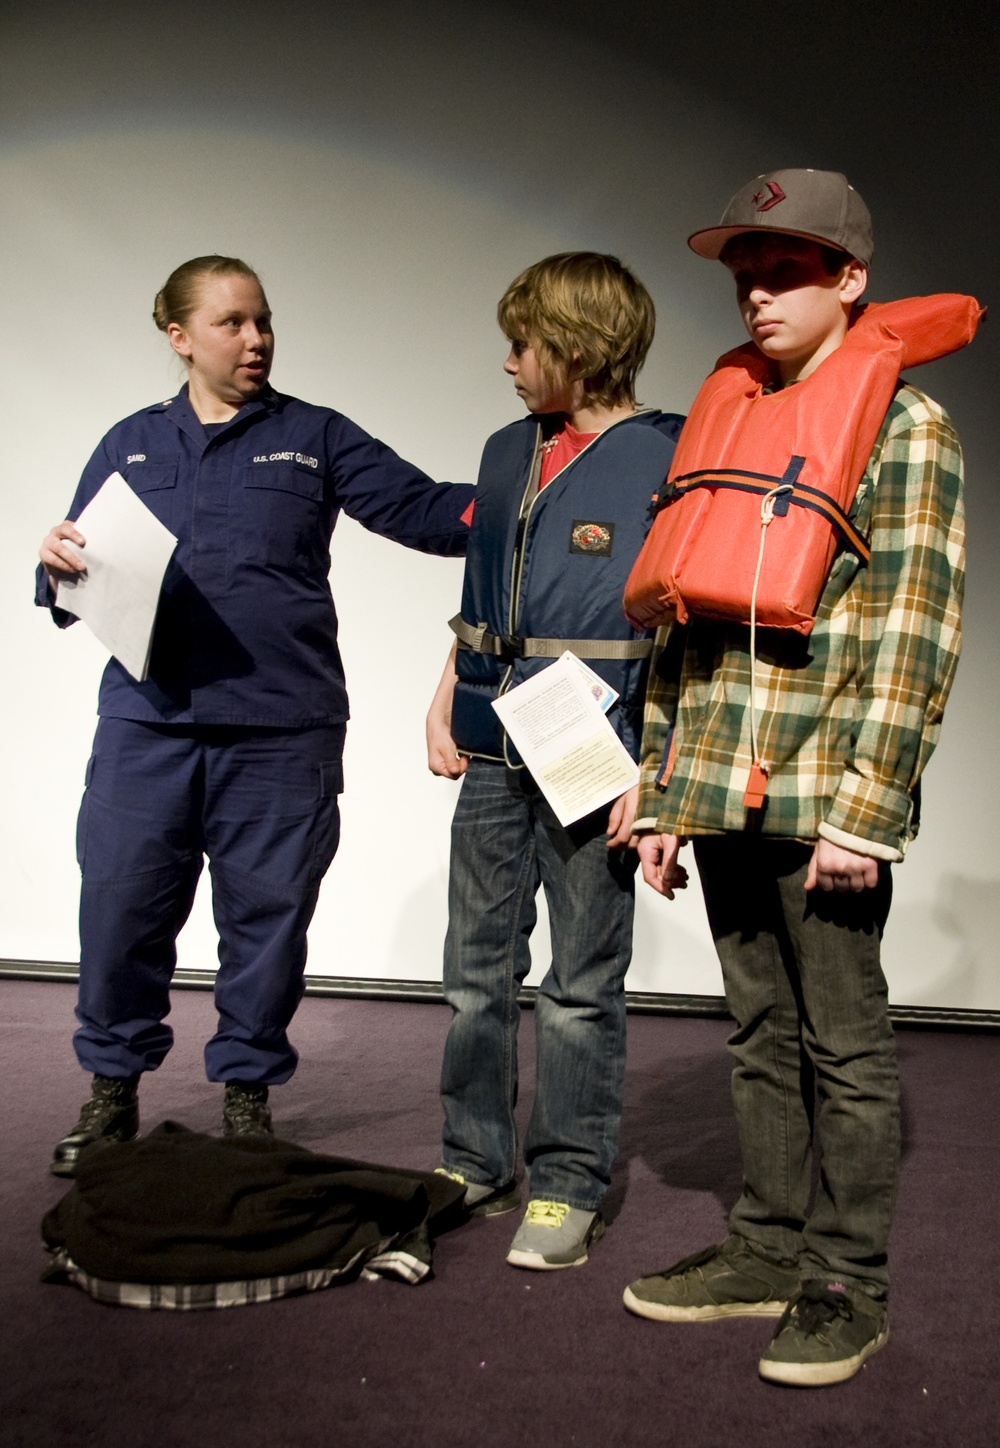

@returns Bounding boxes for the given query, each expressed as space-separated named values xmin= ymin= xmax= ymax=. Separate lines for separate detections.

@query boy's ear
xmin=840 ymin=260 xmax=868 ymax=306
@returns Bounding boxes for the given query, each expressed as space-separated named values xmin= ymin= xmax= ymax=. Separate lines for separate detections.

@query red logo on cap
xmin=753 ymin=181 xmax=787 ymax=212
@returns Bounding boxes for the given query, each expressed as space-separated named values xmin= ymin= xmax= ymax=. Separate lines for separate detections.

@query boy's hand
xmin=805 ymin=838 xmax=880 ymax=893
xmin=427 ymin=639 xmax=467 ymax=778
xmin=636 ymin=833 xmax=689 ymax=899
xmin=427 ymin=717 xmax=468 ymax=778
xmin=40 ymin=522 xmax=87 ymax=586
xmin=606 ymin=785 xmax=638 ymax=848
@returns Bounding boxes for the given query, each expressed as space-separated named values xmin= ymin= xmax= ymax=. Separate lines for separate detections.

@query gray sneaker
xmin=506 ymin=1199 xmax=605 ymax=1270
xmin=434 ymin=1168 xmax=520 ymax=1217
xmin=758 ymin=1280 xmax=888 ymax=1387
xmin=623 ymin=1238 xmax=799 ymax=1321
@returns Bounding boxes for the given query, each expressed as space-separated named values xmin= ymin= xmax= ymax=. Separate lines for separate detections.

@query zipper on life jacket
xmin=499 ymin=426 xmax=545 ymax=734
xmin=506 ymin=409 xmax=651 ymax=657
xmin=500 ymin=411 xmax=650 ymax=770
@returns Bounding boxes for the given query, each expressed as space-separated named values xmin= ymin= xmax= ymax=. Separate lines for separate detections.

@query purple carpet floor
xmin=2 ymin=979 xmax=998 ymax=1447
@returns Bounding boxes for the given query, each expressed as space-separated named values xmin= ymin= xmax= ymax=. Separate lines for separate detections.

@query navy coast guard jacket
xmin=452 ymin=410 xmax=684 ymax=762
xmin=37 ymin=386 xmax=475 ymax=727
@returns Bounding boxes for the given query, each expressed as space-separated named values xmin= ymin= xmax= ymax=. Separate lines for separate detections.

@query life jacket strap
xmin=656 ymin=462 xmax=872 ymax=564
xmin=449 ymin=614 xmax=653 ymax=663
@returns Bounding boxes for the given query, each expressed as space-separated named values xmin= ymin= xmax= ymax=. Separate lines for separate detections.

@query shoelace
xmin=78 ymin=1081 xmax=134 ymax=1127
xmin=225 ymin=1088 xmax=271 ymax=1129
xmin=789 ymin=1286 xmax=853 ymax=1336
xmin=524 ymin=1200 xmax=570 ymax=1229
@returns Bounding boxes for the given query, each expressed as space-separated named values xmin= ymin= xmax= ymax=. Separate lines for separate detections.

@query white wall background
xmin=1 ymin=0 xmax=996 ymax=1007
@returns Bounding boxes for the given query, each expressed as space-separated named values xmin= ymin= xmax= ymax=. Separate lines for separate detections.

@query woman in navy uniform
xmin=38 ymin=255 xmax=473 ymax=1172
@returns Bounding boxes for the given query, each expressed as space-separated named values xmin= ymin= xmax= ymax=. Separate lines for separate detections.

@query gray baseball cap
xmin=688 ymin=169 xmax=873 ymax=267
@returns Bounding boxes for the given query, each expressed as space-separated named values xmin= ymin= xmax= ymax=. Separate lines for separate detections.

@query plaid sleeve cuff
xmin=823 ymin=769 xmax=914 ymax=857
xmin=817 ymin=822 xmax=903 ymax=863
xmin=636 ymin=761 xmax=665 ymax=825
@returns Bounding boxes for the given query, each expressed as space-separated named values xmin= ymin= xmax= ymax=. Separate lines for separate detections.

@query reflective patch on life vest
xmin=569 ymin=521 xmax=614 ymax=556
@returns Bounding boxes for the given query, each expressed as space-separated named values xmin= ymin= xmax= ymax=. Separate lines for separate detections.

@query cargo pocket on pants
xmin=308 ymin=757 xmax=344 ymax=883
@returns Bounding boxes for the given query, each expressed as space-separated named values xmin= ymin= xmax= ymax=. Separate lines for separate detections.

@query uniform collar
xmin=154 ymin=383 xmax=280 ymax=445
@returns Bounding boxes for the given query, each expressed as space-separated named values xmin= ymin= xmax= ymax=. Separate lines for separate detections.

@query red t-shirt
xmin=458 ymin=420 xmax=598 ymax=527
xmin=539 ymin=421 xmax=599 ymax=487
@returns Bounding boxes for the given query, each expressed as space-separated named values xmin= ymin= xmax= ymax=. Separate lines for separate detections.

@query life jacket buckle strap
xmin=497 ymin=633 xmax=525 ymax=663
xmin=651 ymin=478 xmax=677 ymax=515
xmin=449 ymin=614 xmax=653 ymax=663
xmin=449 ymin=614 xmax=523 ymax=660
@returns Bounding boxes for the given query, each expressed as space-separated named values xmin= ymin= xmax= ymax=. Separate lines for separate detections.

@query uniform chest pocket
xmin=242 ymin=464 xmax=325 ymax=569
xmin=122 ymin=460 xmax=178 ymax=527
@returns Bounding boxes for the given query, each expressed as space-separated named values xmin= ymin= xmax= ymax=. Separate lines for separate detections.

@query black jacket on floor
xmin=43 ymin=1121 xmax=465 ymax=1286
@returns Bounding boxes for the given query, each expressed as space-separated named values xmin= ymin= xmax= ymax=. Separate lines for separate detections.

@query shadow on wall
xmin=888 ymin=872 xmax=1000 ymax=1009
xmin=386 ymin=878 xmax=453 ymax=984
xmin=931 ymin=873 xmax=1000 ymax=1005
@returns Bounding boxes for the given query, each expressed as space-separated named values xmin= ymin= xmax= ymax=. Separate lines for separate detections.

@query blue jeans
xmin=74 ymin=717 xmax=344 ymax=1084
xmin=440 ymin=759 xmax=636 ymax=1211
xmin=694 ymin=836 xmax=899 ymax=1296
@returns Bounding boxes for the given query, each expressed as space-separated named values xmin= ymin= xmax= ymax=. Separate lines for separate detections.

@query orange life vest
xmin=624 ymin=294 xmax=982 ymax=636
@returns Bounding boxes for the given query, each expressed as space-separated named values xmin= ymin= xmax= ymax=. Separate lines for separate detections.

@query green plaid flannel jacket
xmin=635 ymin=384 xmax=965 ymax=860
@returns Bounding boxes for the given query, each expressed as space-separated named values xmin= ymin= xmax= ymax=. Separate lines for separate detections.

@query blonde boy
xmin=427 ymin=252 xmax=684 ymax=1268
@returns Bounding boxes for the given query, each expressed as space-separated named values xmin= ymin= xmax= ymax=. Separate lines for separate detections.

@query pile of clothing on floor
xmin=42 ymin=1120 xmax=465 ymax=1309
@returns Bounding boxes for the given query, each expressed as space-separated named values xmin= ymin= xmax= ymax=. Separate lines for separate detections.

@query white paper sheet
xmin=491 ymin=652 xmax=639 ymax=826
xmin=55 ymin=472 xmax=178 ymax=682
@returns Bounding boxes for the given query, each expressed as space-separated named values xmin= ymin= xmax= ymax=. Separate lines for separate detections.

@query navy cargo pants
xmin=73 ymin=716 xmax=345 ymax=1084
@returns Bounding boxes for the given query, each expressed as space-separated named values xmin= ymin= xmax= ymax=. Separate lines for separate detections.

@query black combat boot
xmin=222 ymin=1082 xmax=274 ymax=1137
xmin=50 ymin=1075 xmax=140 ymax=1177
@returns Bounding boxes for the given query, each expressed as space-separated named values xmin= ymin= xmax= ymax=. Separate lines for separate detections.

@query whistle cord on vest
xmin=744 ymin=484 xmax=793 ymax=811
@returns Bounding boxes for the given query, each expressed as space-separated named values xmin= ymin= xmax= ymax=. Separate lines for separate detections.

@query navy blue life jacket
xmin=452 ymin=409 xmax=684 ymax=763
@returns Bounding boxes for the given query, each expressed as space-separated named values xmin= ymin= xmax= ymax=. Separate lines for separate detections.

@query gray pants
xmin=694 ymin=835 xmax=899 ymax=1298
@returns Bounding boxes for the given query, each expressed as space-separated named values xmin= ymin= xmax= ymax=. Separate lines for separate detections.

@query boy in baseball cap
xmin=622 ymin=170 xmax=973 ymax=1385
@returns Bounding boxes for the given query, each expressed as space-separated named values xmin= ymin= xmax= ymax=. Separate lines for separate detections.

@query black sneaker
xmin=624 ymin=1237 xmax=799 ymax=1321
xmin=222 ymin=1082 xmax=274 ymax=1138
xmin=759 ymin=1279 xmax=889 ymax=1387
xmin=50 ymin=1075 xmax=140 ymax=1177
